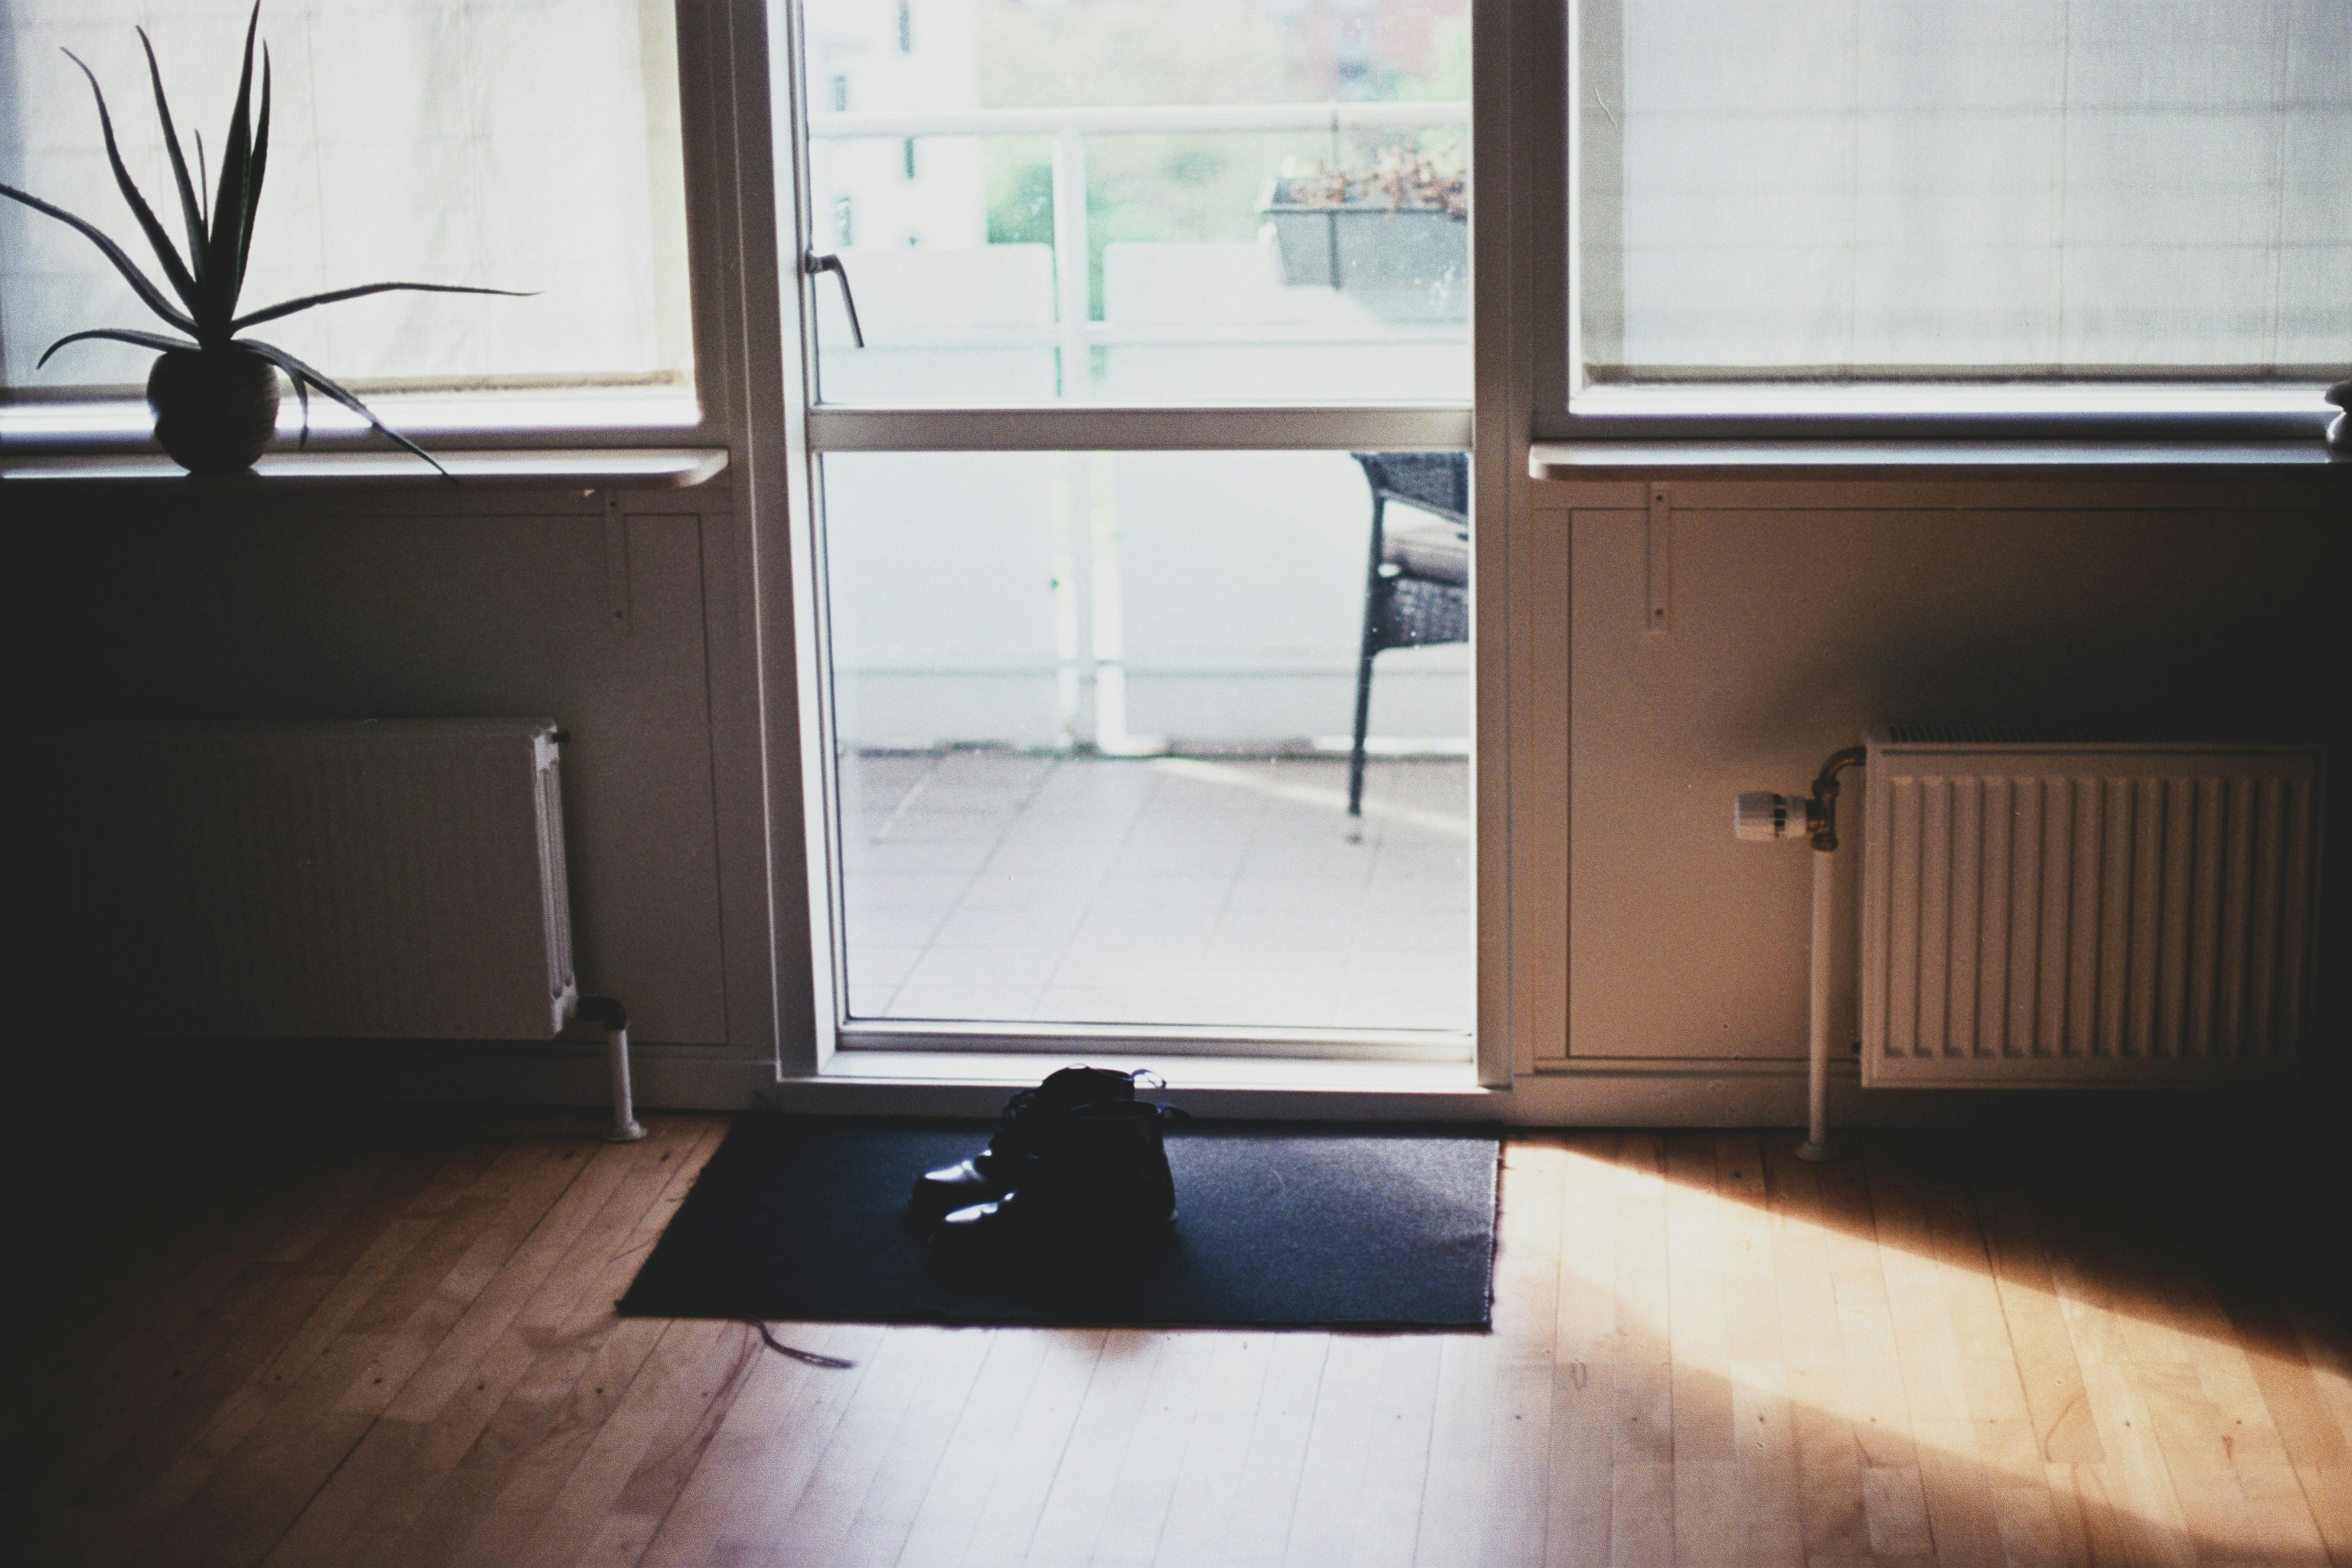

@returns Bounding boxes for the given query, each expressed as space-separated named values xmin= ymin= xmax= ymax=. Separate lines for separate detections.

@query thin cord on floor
xmin=756 ymin=1322 xmax=855 ymax=1367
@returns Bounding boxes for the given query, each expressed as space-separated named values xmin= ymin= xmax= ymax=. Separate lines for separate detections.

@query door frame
xmin=732 ymin=0 xmax=1550 ymax=1088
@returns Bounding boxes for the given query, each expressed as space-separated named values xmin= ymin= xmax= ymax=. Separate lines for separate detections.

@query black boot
xmin=936 ymin=1100 xmax=1181 ymax=1251
xmin=910 ymin=1066 xmax=1148 ymax=1219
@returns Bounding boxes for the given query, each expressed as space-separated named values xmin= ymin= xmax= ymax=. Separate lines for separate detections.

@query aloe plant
xmin=0 ymin=3 xmax=526 ymax=475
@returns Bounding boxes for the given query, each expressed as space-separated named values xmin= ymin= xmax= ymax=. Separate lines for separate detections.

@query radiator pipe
xmin=577 ymin=995 xmax=647 ymax=1142
xmin=1796 ymin=747 xmax=1865 ymax=1163
xmin=1734 ymin=746 xmax=1864 ymax=1165
xmin=1802 ymin=849 xmax=1836 ymax=1161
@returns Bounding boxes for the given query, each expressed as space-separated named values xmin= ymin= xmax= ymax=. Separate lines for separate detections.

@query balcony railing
xmin=806 ymin=103 xmax=1474 ymax=756
xmin=805 ymin=101 xmax=1472 ymax=368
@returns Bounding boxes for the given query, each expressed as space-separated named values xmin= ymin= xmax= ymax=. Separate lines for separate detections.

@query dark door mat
xmin=617 ymin=1116 xmax=1499 ymax=1329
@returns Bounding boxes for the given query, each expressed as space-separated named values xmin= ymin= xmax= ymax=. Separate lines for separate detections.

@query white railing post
xmin=1050 ymin=127 xmax=1091 ymax=400
xmin=1050 ymin=126 xmax=1102 ymax=750
xmin=1050 ymin=456 xmax=1086 ymax=750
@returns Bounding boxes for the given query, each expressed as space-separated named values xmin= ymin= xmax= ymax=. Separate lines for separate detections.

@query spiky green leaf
xmin=38 ymin=327 xmax=198 ymax=368
xmin=238 ymin=336 xmax=455 ymax=480
xmin=0 ymin=181 xmax=199 ymax=335
xmin=136 ymin=29 xmax=208 ymax=294
xmin=232 ymin=280 xmax=534 ymax=333
xmin=205 ymin=3 xmax=262 ymax=318
xmin=63 ymin=50 xmax=201 ymax=318
xmin=237 ymin=44 xmax=270 ymax=298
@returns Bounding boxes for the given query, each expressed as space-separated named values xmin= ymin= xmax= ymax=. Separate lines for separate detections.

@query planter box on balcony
xmin=1258 ymin=177 xmax=1467 ymax=320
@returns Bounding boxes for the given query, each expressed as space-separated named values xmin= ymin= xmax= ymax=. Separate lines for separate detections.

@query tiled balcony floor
xmin=836 ymin=752 xmax=1472 ymax=1035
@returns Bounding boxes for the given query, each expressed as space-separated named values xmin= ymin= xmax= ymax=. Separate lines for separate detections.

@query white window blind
xmin=1576 ymin=0 xmax=2352 ymax=384
xmin=0 ymin=1 xmax=692 ymax=397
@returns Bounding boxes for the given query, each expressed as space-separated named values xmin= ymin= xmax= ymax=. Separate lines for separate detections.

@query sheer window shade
xmin=1576 ymin=0 xmax=2352 ymax=384
xmin=0 ymin=1 xmax=692 ymax=396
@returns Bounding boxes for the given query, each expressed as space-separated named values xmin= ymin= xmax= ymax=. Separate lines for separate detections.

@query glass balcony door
xmin=783 ymin=0 xmax=1475 ymax=1059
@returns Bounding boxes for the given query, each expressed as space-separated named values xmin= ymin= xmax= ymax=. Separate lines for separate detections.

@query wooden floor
xmin=4 ymin=1108 xmax=2349 ymax=1568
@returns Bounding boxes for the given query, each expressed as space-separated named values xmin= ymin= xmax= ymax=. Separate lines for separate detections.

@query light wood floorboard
xmin=3 ymin=1110 xmax=2347 ymax=1567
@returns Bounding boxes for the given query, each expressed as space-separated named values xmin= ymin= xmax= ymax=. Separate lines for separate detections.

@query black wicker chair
xmin=1347 ymin=451 xmax=1469 ymax=817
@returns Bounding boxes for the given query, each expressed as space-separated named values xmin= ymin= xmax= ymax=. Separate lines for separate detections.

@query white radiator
xmin=19 ymin=720 xmax=578 ymax=1040
xmin=1859 ymin=729 xmax=2324 ymax=1086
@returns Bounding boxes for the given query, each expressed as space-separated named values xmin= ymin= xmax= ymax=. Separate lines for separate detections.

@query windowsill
xmin=1528 ymin=439 xmax=2347 ymax=481
xmin=0 ymin=447 xmax=730 ymax=488
xmin=1541 ymin=383 xmax=2340 ymax=447
xmin=1567 ymin=382 xmax=2329 ymax=416
xmin=0 ymin=385 xmax=708 ymax=456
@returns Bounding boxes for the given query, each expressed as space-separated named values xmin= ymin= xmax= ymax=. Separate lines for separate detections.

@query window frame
xmin=767 ymin=0 xmax=1518 ymax=1085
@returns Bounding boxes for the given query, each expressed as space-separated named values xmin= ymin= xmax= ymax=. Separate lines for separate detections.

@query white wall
xmin=1550 ymin=474 xmax=2347 ymax=1072
xmin=11 ymin=462 xmax=2340 ymax=1119
xmin=9 ymin=480 xmax=754 ymax=1049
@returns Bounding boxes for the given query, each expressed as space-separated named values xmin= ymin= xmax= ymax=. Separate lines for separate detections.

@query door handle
xmin=804 ymin=252 xmax=865 ymax=348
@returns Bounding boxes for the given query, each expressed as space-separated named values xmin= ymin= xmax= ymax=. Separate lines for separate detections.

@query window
xmin=1572 ymin=0 xmax=2352 ymax=396
xmin=0 ymin=0 xmax=692 ymax=400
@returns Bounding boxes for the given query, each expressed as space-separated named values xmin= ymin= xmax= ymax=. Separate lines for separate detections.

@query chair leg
xmin=1349 ymin=496 xmax=1387 ymax=818
xmin=1349 ymin=635 xmax=1377 ymax=818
